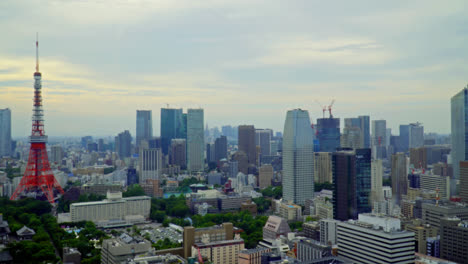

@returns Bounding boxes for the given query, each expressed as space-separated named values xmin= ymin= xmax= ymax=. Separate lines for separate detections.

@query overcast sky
xmin=1 ymin=0 xmax=467 ymax=137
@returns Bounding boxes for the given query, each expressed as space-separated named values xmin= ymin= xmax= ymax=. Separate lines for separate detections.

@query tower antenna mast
xmin=36 ymin=33 xmax=39 ymax=72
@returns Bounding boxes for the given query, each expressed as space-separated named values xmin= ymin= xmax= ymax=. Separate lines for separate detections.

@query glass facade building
xmin=136 ymin=110 xmax=153 ymax=148
xmin=451 ymin=87 xmax=468 ymax=182
xmin=283 ymin=109 xmax=315 ymax=205
xmin=317 ymin=117 xmax=340 ymax=152
xmin=356 ymin=148 xmax=371 ymax=214
xmin=0 ymin=108 xmax=11 ymax=157
xmin=160 ymin=108 xmax=184 ymax=155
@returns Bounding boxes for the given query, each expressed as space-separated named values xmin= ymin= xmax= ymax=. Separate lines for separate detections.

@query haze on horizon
xmin=1 ymin=0 xmax=467 ymax=137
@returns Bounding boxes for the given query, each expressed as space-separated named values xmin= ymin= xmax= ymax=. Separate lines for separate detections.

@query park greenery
xmin=177 ymin=177 xmax=206 ymax=193
xmin=152 ymin=237 xmax=182 ymax=250
xmin=252 ymin=197 xmax=271 ymax=213
xmin=191 ymin=211 xmax=268 ymax=249
xmin=0 ymin=198 xmax=107 ymax=264
xmin=123 ymin=184 xmax=146 ymax=197
xmin=260 ymin=186 xmax=282 ymax=199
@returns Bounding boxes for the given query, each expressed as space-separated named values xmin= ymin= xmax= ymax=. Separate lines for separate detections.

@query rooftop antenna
xmin=36 ymin=32 xmax=39 ymax=72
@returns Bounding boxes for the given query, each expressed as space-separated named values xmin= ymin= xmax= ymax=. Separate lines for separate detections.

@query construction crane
xmin=328 ymin=99 xmax=335 ymax=118
xmin=314 ymin=100 xmax=327 ymax=118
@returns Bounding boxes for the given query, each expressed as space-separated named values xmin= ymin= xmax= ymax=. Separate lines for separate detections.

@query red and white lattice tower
xmin=10 ymin=35 xmax=64 ymax=204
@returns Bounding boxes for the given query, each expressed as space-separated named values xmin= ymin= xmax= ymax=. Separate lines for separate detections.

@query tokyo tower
xmin=10 ymin=35 xmax=64 ymax=204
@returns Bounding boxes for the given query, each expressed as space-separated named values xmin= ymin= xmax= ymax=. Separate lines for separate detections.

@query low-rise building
xmin=296 ymin=238 xmax=332 ymax=262
xmin=263 ymin=216 xmax=291 ymax=240
xmin=422 ymin=202 xmax=468 ymax=229
xmin=101 ymin=234 xmax=151 ymax=264
xmin=70 ymin=191 xmax=150 ymax=227
xmin=320 ymin=219 xmax=339 ymax=246
xmin=238 ymin=247 xmax=271 ymax=264
xmin=192 ymin=239 xmax=245 ymax=264
xmin=440 ymin=217 xmax=468 ymax=264
xmin=279 ymin=202 xmax=302 ymax=222
xmin=303 ymin=221 xmax=320 ymax=241
xmin=337 ymin=214 xmax=415 ymax=264
xmin=404 ymin=219 xmax=438 ymax=255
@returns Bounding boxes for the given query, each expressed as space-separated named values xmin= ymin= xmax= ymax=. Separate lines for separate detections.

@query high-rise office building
xmin=371 ymin=120 xmax=386 ymax=148
xmin=409 ymin=147 xmax=427 ymax=170
xmin=440 ymin=217 xmax=468 ymax=264
xmin=214 ymin=136 xmax=227 ymax=162
xmin=409 ymin=123 xmax=424 ymax=149
xmin=136 ymin=110 xmax=153 ymax=148
xmin=187 ymin=109 xmax=204 ymax=171
xmin=316 ymin=117 xmax=340 ymax=152
xmin=451 ymin=86 xmax=468 ymax=182
xmin=50 ymin=145 xmax=63 ymax=165
xmin=460 ymin=161 xmax=468 ymax=203
xmin=115 ymin=130 xmax=132 ymax=159
xmin=169 ymin=139 xmax=186 ymax=168
xmin=238 ymin=125 xmax=256 ymax=166
xmin=343 ymin=116 xmax=370 ymax=149
xmin=314 ymin=152 xmax=333 ymax=183
xmin=0 ymin=108 xmax=11 ymax=157
xmin=337 ymin=214 xmax=415 ymax=264
xmin=391 ymin=152 xmax=408 ymax=205
xmin=160 ymin=108 xmax=184 ymax=155
xmin=371 ymin=159 xmax=383 ymax=204
xmin=399 ymin=125 xmax=410 ymax=153
xmin=356 ymin=148 xmax=371 ymax=214
xmin=139 ymin=148 xmax=162 ymax=182
xmin=332 ymin=151 xmax=357 ymax=220
xmin=341 ymin=126 xmax=362 ymax=150
xmin=283 ymin=109 xmax=314 ymax=205
xmin=255 ymin=129 xmax=272 ymax=157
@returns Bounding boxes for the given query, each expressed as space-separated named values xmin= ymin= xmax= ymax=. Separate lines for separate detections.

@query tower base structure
xmin=11 ymin=142 xmax=64 ymax=204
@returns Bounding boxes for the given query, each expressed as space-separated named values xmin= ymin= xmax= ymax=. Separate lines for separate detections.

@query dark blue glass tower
xmin=399 ymin=125 xmax=410 ymax=153
xmin=356 ymin=148 xmax=371 ymax=214
xmin=317 ymin=118 xmax=340 ymax=152
xmin=161 ymin=108 xmax=184 ymax=155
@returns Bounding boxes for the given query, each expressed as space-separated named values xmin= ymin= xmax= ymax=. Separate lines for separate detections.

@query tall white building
xmin=283 ymin=109 xmax=314 ymax=205
xmin=337 ymin=214 xmax=415 ymax=264
xmin=371 ymin=159 xmax=384 ymax=204
xmin=187 ymin=109 xmax=204 ymax=172
xmin=139 ymin=148 xmax=162 ymax=182
xmin=0 ymin=108 xmax=11 ymax=157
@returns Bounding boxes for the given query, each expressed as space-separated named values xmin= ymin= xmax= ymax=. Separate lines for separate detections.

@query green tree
xmin=123 ymin=184 xmax=146 ymax=197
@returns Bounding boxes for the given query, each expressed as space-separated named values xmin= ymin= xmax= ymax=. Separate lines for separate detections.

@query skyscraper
xmin=115 ymin=130 xmax=132 ymax=159
xmin=391 ymin=152 xmax=408 ymax=205
xmin=50 ymin=145 xmax=63 ymax=165
xmin=136 ymin=110 xmax=153 ymax=148
xmin=187 ymin=109 xmax=204 ymax=171
xmin=332 ymin=150 xmax=357 ymax=221
xmin=451 ymin=86 xmax=468 ymax=182
xmin=169 ymin=138 xmax=186 ymax=169
xmin=0 ymin=108 xmax=11 ymax=157
xmin=371 ymin=159 xmax=384 ymax=204
xmin=316 ymin=117 xmax=340 ymax=152
xmin=459 ymin=161 xmax=468 ymax=203
xmin=214 ymin=136 xmax=228 ymax=162
xmin=314 ymin=152 xmax=332 ymax=183
xmin=139 ymin=148 xmax=162 ymax=183
xmin=255 ymin=129 xmax=272 ymax=157
xmin=161 ymin=108 xmax=184 ymax=155
xmin=399 ymin=125 xmax=410 ymax=152
xmin=356 ymin=148 xmax=371 ymax=214
xmin=343 ymin=116 xmax=369 ymax=149
xmin=409 ymin=123 xmax=424 ymax=149
xmin=371 ymin=120 xmax=386 ymax=147
xmin=283 ymin=109 xmax=314 ymax=205
xmin=238 ymin=125 xmax=256 ymax=167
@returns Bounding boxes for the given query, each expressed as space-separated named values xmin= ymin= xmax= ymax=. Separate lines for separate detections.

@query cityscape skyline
xmin=1 ymin=1 xmax=467 ymax=137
